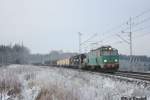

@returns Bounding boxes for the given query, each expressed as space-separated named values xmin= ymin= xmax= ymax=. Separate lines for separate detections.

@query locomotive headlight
xmin=104 ymin=59 xmax=107 ymax=63
xmin=114 ymin=59 xmax=118 ymax=62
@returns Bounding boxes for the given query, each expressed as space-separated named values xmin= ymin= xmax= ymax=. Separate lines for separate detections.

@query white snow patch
xmin=0 ymin=65 xmax=149 ymax=100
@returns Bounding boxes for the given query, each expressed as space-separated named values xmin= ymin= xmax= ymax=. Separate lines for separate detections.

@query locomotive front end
xmin=101 ymin=47 xmax=119 ymax=72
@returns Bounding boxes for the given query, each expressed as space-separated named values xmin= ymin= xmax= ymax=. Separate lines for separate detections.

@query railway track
xmin=114 ymin=71 xmax=150 ymax=81
xmin=80 ymin=70 xmax=150 ymax=82
xmin=37 ymin=65 xmax=150 ymax=82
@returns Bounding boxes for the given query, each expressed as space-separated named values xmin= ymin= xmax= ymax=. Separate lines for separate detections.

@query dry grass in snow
xmin=0 ymin=69 xmax=21 ymax=99
xmin=36 ymin=84 xmax=78 ymax=100
xmin=0 ymin=65 xmax=150 ymax=100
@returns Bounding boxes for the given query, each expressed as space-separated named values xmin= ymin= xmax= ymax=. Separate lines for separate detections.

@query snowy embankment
xmin=0 ymin=65 xmax=150 ymax=100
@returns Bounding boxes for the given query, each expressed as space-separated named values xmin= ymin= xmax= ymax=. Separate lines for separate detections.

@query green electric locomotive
xmin=82 ymin=45 xmax=119 ymax=72
xmin=56 ymin=45 xmax=119 ymax=72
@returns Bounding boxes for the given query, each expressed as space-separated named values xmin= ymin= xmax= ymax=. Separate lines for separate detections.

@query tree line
xmin=0 ymin=44 xmax=30 ymax=65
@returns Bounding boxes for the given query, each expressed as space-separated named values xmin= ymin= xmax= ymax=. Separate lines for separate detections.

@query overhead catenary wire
xmin=103 ymin=16 xmax=150 ymax=41
xmin=133 ymin=25 xmax=150 ymax=32
xmin=95 ymin=10 xmax=150 ymax=45
xmin=132 ymin=8 xmax=150 ymax=20
xmin=133 ymin=17 xmax=150 ymax=27
xmin=80 ymin=8 xmax=150 ymax=53
xmin=134 ymin=32 xmax=150 ymax=39
xmin=100 ymin=9 xmax=150 ymax=40
xmin=80 ymin=33 xmax=97 ymax=46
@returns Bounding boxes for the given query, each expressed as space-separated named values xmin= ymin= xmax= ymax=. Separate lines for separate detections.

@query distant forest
xmin=0 ymin=44 xmax=150 ymax=69
xmin=0 ymin=44 xmax=30 ymax=65
xmin=0 ymin=44 xmax=77 ymax=65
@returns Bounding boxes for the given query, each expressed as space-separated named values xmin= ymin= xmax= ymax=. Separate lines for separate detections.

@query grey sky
xmin=0 ymin=0 xmax=150 ymax=55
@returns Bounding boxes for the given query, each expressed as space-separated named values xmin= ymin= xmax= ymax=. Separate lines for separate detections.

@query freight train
xmin=56 ymin=46 xmax=119 ymax=72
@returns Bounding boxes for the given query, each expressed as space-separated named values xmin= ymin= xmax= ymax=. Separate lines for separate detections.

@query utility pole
xmin=121 ymin=17 xmax=133 ymax=56
xmin=118 ymin=17 xmax=133 ymax=71
xmin=129 ymin=17 xmax=132 ymax=56
xmin=128 ymin=17 xmax=133 ymax=71
xmin=78 ymin=32 xmax=82 ymax=53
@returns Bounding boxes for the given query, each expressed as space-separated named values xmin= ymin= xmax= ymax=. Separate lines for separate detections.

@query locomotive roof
xmin=91 ymin=45 xmax=112 ymax=51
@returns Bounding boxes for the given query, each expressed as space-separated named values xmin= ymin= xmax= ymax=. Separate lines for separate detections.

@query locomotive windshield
xmin=101 ymin=49 xmax=118 ymax=56
xmin=110 ymin=50 xmax=118 ymax=55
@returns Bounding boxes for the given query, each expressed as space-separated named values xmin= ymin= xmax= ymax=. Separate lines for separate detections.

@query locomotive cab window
xmin=101 ymin=48 xmax=118 ymax=56
xmin=110 ymin=50 xmax=118 ymax=55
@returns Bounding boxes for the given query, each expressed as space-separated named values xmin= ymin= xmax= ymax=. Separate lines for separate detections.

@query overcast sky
xmin=0 ymin=0 xmax=150 ymax=55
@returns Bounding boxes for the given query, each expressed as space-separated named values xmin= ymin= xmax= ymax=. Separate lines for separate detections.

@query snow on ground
xmin=0 ymin=64 xmax=150 ymax=100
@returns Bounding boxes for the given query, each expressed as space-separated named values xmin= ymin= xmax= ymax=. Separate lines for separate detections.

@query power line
xmin=78 ymin=32 xmax=98 ymax=53
xmin=133 ymin=17 xmax=150 ymax=27
xmin=101 ymin=15 xmax=150 ymax=48
xmin=120 ymin=16 xmax=150 ymax=33
xmin=116 ymin=34 xmax=130 ymax=44
xmin=134 ymin=32 xmax=150 ymax=39
xmin=133 ymin=25 xmax=150 ymax=32
xmin=80 ymin=33 xmax=97 ymax=46
xmin=101 ymin=22 xmax=127 ymax=35
xmin=133 ymin=9 xmax=150 ymax=20
xmin=100 ymin=9 xmax=150 ymax=41
xmin=80 ymin=9 xmax=150 ymax=53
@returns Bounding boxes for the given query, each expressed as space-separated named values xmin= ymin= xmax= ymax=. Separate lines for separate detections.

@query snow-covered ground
xmin=0 ymin=64 xmax=150 ymax=100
